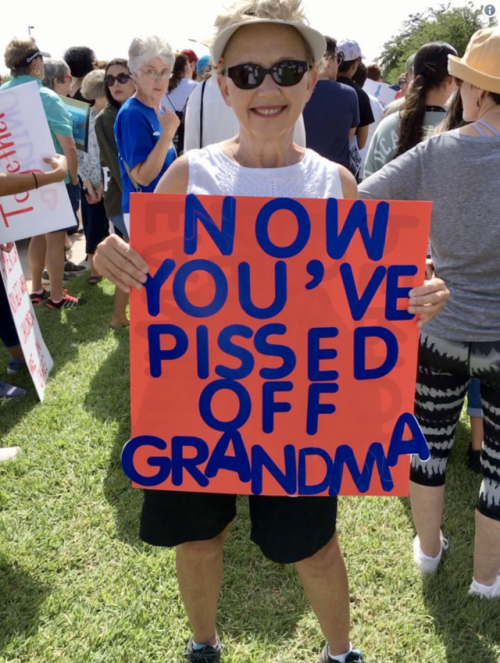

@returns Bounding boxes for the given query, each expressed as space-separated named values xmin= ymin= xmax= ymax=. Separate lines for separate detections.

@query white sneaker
xmin=0 ymin=447 xmax=21 ymax=462
xmin=469 ymin=573 xmax=500 ymax=599
xmin=413 ymin=533 xmax=449 ymax=575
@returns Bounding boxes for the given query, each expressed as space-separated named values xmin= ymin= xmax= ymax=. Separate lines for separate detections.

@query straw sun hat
xmin=448 ymin=27 xmax=500 ymax=93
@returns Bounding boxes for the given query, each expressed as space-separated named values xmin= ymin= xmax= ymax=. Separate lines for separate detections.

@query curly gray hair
xmin=128 ymin=36 xmax=175 ymax=75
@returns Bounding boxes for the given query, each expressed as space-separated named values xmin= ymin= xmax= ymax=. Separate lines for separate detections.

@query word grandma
xmin=122 ymin=413 xmax=430 ymax=495
xmin=128 ymin=193 xmax=432 ymax=497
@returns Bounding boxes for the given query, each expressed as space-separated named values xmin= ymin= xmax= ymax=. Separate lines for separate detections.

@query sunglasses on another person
xmin=398 ymin=77 xmax=407 ymax=85
xmin=104 ymin=72 xmax=132 ymax=86
xmin=226 ymin=59 xmax=311 ymax=90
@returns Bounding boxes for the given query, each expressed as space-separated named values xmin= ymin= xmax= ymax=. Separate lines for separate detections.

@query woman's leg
xmin=472 ymin=362 xmax=500 ymax=586
xmin=110 ymin=287 xmax=129 ymax=328
xmin=410 ymin=333 xmax=470 ymax=559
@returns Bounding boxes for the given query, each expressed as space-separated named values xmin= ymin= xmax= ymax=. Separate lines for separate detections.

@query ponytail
xmin=396 ymin=41 xmax=457 ymax=157
xmin=396 ymin=73 xmax=429 ymax=156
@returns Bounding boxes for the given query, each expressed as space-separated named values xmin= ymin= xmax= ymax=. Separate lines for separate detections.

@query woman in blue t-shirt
xmin=114 ymin=35 xmax=179 ymax=231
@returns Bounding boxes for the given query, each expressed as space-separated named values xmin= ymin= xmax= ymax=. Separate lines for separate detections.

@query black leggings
xmin=0 ymin=278 xmax=19 ymax=348
xmin=411 ymin=332 xmax=500 ymax=522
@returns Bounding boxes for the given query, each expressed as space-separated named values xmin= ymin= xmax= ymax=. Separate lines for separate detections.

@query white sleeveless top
xmin=187 ymin=144 xmax=343 ymax=198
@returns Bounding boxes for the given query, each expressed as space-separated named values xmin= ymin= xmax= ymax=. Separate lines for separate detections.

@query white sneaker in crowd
xmin=469 ymin=573 xmax=500 ymax=599
xmin=0 ymin=447 xmax=21 ymax=462
xmin=413 ymin=532 xmax=449 ymax=575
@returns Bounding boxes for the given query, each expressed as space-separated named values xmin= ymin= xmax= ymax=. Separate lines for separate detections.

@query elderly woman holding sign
xmin=95 ymin=1 xmax=449 ymax=660
xmin=360 ymin=27 xmax=500 ymax=599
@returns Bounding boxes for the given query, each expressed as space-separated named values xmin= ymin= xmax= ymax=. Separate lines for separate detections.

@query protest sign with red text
xmin=0 ymin=244 xmax=53 ymax=400
xmin=0 ymin=81 xmax=74 ymax=243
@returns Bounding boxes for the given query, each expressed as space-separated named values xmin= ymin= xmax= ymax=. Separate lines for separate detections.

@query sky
xmin=0 ymin=0 xmax=489 ymax=76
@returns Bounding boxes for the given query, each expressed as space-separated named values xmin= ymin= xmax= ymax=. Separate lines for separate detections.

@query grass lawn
xmin=1 ymin=275 xmax=499 ymax=663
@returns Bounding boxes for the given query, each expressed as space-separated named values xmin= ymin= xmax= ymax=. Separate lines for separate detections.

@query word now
xmin=122 ymin=413 xmax=430 ymax=495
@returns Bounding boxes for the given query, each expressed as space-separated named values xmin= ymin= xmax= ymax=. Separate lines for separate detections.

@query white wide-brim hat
xmin=211 ymin=18 xmax=326 ymax=65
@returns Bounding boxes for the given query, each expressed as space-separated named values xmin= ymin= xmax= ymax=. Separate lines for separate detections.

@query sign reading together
xmin=123 ymin=194 xmax=432 ymax=497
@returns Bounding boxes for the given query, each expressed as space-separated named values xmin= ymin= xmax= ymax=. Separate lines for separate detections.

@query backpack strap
xmin=122 ymin=159 xmax=142 ymax=192
xmin=199 ymin=79 xmax=208 ymax=149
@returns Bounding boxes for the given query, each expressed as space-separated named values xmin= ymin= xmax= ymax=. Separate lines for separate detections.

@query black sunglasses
xmin=226 ymin=60 xmax=310 ymax=90
xmin=104 ymin=72 xmax=131 ymax=86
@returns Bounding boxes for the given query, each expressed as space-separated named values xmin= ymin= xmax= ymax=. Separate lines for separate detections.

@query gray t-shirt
xmin=359 ymin=130 xmax=500 ymax=342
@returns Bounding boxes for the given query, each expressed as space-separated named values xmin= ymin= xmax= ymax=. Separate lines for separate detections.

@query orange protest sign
xmin=123 ymin=193 xmax=432 ymax=497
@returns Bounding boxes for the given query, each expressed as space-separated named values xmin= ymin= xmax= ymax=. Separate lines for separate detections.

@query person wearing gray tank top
xmin=95 ymin=5 xmax=450 ymax=661
xmin=360 ymin=27 xmax=500 ymax=600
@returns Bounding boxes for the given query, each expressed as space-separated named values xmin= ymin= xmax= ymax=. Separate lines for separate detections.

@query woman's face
xmin=218 ymin=23 xmax=317 ymax=141
xmin=460 ymin=80 xmax=480 ymax=122
xmin=106 ymin=64 xmax=135 ymax=104
xmin=54 ymin=73 xmax=72 ymax=97
xmin=135 ymin=56 xmax=171 ymax=102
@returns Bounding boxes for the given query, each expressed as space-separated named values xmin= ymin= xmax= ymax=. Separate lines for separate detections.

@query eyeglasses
xmin=335 ymin=51 xmax=344 ymax=64
xmin=105 ymin=72 xmax=132 ymax=86
xmin=226 ymin=60 xmax=311 ymax=90
xmin=139 ymin=68 xmax=170 ymax=81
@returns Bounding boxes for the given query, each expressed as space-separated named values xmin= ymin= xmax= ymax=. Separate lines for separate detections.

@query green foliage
xmin=379 ymin=3 xmax=498 ymax=83
xmin=0 ymin=74 xmax=12 ymax=83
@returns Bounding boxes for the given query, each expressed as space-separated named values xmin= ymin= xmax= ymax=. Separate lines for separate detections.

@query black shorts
xmin=140 ymin=490 xmax=338 ymax=564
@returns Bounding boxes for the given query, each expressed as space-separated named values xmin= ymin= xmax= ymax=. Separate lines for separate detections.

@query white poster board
xmin=363 ymin=79 xmax=398 ymax=109
xmin=0 ymin=244 xmax=53 ymax=401
xmin=0 ymin=81 xmax=74 ymax=243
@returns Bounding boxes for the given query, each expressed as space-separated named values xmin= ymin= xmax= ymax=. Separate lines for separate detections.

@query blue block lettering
xmin=306 ymin=383 xmax=338 ymax=435
xmin=148 ymin=324 xmax=188 ymax=378
xmin=354 ymin=327 xmax=398 ymax=380
xmin=262 ymin=381 xmax=293 ymax=433
xmin=199 ymin=379 xmax=251 ymax=431
xmin=298 ymin=447 xmax=333 ymax=495
xmin=171 ymin=436 xmax=210 ymax=487
xmin=121 ymin=436 xmax=171 ymax=487
xmin=173 ymin=259 xmax=228 ymax=317
xmin=184 ymin=193 xmax=235 ymax=255
xmin=196 ymin=325 xmax=210 ymax=379
xmin=205 ymin=430 xmax=251 ymax=482
xmin=326 ymin=199 xmax=389 ymax=261
xmin=238 ymin=261 xmax=287 ymax=319
xmin=385 ymin=265 xmax=418 ymax=321
xmin=387 ymin=413 xmax=430 ymax=465
xmin=216 ymin=325 xmax=254 ymax=379
xmin=254 ymin=323 xmax=296 ymax=379
xmin=330 ymin=442 xmax=394 ymax=496
xmin=340 ymin=263 xmax=387 ymax=321
xmin=308 ymin=327 xmax=339 ymax=381
xmin=255 ymin=198 xmax=311 ymax=258
xmin=251 ymin=444 xmax=297 ymax=495
xmin=144 ymin=259 xmax=176 ymax=317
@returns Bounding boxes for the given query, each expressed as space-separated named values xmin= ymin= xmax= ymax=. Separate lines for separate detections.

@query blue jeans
xmin=467 ymin=378 xmax=483 ymax=418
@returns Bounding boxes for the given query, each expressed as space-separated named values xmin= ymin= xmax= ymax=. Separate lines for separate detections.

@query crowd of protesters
xmin=1 ymin=1 xmax=499 ymax=660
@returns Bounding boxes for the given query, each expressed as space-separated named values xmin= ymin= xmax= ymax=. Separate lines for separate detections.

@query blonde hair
xmin=81 ymin=69 xmax=106 ymax=101
xmin=4 ymin=36 xmax=37 ymax=75
xmin=214 ymin=0 xmax=314 ymax=66
xmin=215 ymin=0 xmax=308 ymax=31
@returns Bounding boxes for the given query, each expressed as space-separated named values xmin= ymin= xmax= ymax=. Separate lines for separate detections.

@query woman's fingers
xmin=94 ymin=236 xmax=148 ymax=293
xmin=407 ymin=277 xmax=450 ymax=325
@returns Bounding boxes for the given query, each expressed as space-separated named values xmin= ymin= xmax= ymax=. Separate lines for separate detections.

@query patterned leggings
xmin=411 ymin=331 xmax=500 ymax=522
